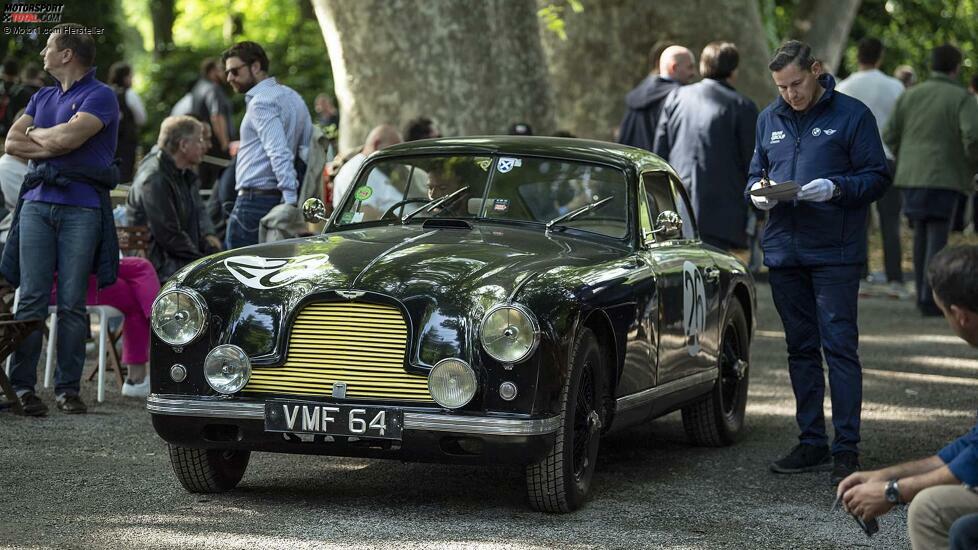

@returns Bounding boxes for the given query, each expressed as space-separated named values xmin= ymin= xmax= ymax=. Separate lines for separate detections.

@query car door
xmin=640 ymin=172 xmax=719 ymax=384
xmin=668 ymin=176 xmax=721 ymax=378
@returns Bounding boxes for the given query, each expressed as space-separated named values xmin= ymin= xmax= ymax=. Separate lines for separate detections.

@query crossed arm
xmin=4 ymin=111 xmax=105 ymax=159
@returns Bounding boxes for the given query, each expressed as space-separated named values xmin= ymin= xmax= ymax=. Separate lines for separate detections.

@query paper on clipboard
xmin=749 ymin=180 xmax=800 ymax=201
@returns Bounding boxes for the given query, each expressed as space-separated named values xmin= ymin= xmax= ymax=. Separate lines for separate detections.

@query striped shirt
xmin=235 ymin=77 xmax=313 ymax=205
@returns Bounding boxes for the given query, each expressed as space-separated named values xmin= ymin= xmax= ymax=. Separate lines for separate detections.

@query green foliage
xmin=537 ymin=0 xmax=584 ymax=41
xmin=845 ymin=0 xmax=976 ymax=81
xmin=761 ymin=0 xmax=977 ymax=83
xmin=0 ymin=0 xmax=126 ymax=84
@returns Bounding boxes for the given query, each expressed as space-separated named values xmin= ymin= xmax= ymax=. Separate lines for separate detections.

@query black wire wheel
xmin=682 ymin=299 xmax=750 ymax=446
xmin=168 ymin=445 xmax=251 ymax=493
xmin=526 ymin=328 xmax=606 ymax=513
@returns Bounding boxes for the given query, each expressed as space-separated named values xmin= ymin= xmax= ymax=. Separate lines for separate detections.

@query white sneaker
xmin=121 ymin=377 xmax=150 ymax=398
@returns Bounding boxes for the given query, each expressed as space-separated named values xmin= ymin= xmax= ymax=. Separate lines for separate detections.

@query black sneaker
xmin=769 ymin=444 xmax=831 ymax=473
xmin=18 ymin=391 xmax=48 ymax=417
xmin=830 ymin=451 xmax=860 ymax=485
xmin=55 ymin=394 xmax=87 ymax=414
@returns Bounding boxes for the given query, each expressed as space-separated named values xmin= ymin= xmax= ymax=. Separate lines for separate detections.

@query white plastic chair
xmin=43 ymin=304 xmax=124 ymax=403
xmin=7 ymin=288 xmax=123 ymax=402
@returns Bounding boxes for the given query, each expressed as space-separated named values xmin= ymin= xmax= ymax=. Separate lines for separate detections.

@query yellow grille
xmin=243 ymin=302 xmax=432 ymax=402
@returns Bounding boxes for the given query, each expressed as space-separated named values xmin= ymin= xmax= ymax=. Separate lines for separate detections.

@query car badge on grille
xmin=336 ymin=290 xmax=366 ymax=300
xmin=332 ymin=382 xmax=348 ymax=398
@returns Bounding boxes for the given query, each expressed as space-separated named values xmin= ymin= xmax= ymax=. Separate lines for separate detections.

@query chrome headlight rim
xmin=151 ymin=287 xmax=209 ymax=347
xmin=479 ymin=302 xmax=541 ymax=364
xmin=427 ymin=358 xmax=478 ymax=409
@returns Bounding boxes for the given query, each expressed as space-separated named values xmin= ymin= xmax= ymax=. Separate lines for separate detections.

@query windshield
xmin=333 ymin=154 xmax=629 ymax=239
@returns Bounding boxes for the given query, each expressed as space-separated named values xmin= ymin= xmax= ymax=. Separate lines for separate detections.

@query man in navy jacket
xmin=747 ymin=41 xmax=890 ymax=485
xmin=618 ymin=45 xmax=695 ymax=151
xmin=838 ymin=245 xmax=978 ymax=549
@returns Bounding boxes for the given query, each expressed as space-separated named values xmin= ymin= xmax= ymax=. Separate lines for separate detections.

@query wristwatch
xmin=885 ymin=478 xmax=903 ymax=504
xmin=831 ymin=181 xmax=842 ymax=200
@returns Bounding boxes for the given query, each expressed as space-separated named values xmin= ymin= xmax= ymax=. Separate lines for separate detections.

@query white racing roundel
xmin=682 ymin=261 xmax=707 ymax=356
xmin=224 ymin=254 xmax=330 ymax=290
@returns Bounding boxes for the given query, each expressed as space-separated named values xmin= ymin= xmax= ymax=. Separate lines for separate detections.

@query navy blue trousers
xmin=769 ymin=264 xmax=862 ymax=455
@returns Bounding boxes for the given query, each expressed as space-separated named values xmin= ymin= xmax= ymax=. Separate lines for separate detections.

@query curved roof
xmin=373 ymin=136 xmax=675 ymax=174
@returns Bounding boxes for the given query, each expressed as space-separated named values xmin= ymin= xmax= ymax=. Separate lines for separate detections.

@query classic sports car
xmin=148 ymin=137 xmax=755 ymax=512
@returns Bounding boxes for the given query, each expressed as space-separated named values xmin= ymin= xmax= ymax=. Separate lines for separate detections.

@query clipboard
xmin=749 ymin=180 xmax=800 ymax=201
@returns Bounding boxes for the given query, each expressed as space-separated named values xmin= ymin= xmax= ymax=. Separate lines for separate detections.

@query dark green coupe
xmin=148 ymin=137 xmax=755 ymax=512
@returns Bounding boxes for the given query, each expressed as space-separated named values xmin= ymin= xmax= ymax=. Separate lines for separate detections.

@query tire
xmin=167 ymin=444 xmax=250 ymax=493
xmin=682 ymin=299 xmax=750 ymax=447
xmin=526 ymin=328 xmax=606 ymax=513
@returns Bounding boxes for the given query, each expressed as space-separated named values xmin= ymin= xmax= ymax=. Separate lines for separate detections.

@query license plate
xmin=264 ymin=399 xmax=403 ymax=440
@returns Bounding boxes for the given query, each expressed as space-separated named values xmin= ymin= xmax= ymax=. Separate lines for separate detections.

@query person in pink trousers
xmin=51 ymin=256 xmax=160 ymax=397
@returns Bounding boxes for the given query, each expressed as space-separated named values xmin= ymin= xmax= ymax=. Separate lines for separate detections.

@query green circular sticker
xmin=354 ymin=186 xmax=373 ymax=201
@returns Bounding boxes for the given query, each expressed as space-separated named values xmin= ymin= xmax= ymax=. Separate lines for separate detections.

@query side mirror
xmin=302 ymin=198 xmax=327 ymax=223
xmin=649 ymin=210 xmax=683 ymax=240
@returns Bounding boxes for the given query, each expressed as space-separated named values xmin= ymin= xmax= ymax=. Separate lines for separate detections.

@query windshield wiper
xmin=545 ymin=195 xmax=614 ymax=230
xmin=402 ymin=186 xmax=470 ymax=223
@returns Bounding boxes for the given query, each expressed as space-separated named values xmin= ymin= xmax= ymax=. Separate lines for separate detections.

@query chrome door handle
xmin=704 ymin=266 xmax=720 ymax=282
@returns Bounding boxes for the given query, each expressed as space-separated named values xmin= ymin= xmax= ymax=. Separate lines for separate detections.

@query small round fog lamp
xmin=203 ymin=345 xmax=251 ymax=394
xmin=170 ymin=364 xmax=187 ymax=383
xmin=428 ymin=358 xmax=477 ymax=409
xmin=499 ymin=381 xmax=518 ymax=401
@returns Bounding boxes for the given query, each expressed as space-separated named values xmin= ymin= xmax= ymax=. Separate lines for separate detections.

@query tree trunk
xmin=540 ymin=0 xmax=773 ymax=142
xmin=791 ymin=0 xmax=862 ymax=74
xmin=149 ymin=0 xmax=176 ymax=59
xmin=312 ymin=0 xmax=555 ymax=153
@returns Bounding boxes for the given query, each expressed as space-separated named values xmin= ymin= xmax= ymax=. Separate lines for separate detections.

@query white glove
xmin=749 ymin=181 xmax=778 ymax=211
xmin=797 ymin=178 xmax=836 ymax=202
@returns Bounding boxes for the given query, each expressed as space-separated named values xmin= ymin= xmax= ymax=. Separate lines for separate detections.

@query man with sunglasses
xmin=221 ymin=41 xmax=312 ymax=249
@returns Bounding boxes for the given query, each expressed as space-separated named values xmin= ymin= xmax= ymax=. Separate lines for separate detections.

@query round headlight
xmin=480 ymin=304 xmax=540 ymax=363
xmin=203 ymin=345 xmax=251 ymax=394
xmin=428 ymin=358 xmax=477 ymax=409
xmin=151 ymin=288 xmax=207 ymax=346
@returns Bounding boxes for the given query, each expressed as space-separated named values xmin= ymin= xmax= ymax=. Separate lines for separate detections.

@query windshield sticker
xmin=496 ymin=157 xmax=522 ymax=173
xmin=354 ymin=186 xmax=373 ymax=201
xmin=492 ymin=198 xmax=510 ymax=212
xmin=224 ymin=254 xmax=331 ymax=290
xmin=477 ymin=159 xmax=493 ymax=171
xmin=682 ymin=261 xmax=707 ymax=356
xmin=351 ymin=212 xmax=365 ymax=223
xmin=339 ymin=212 xmax=354 ymax=224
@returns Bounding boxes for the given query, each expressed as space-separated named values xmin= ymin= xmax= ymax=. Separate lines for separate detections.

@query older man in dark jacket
xmin=127 ymin=116 xmax=221 ymax=281
xmin=617 ymin=45 xmax=695 ymax=151
xmin=654 ymin=42 xmax=758 ymax=250
xmin=747 ymin=41 xmax=890 ymax=485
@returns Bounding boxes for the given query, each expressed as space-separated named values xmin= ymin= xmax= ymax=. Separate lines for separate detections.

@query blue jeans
xmin=225 ymin=192 xmax=281 ymax=249
xmin=950 ymin=513 xmax=978 ymax=549
xmin=769 ymin=264 xmax=862 ymax=455
xmin=9 ymin=201 xmax=100 ymax=396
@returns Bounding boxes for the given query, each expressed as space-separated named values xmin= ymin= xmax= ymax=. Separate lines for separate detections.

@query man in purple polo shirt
xmin=1 ymin=23 xmax=120 ymax=416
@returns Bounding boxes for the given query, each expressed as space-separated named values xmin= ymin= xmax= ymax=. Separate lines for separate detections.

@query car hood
xmin=174 ymin=223 xmax=632 ymax=360
xmin=181 ymin=223 xmax=629 ymax=304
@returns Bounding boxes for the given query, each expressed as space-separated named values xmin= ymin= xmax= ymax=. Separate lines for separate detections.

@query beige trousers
xmin=908 ymin=484 xmax=978 ymax=549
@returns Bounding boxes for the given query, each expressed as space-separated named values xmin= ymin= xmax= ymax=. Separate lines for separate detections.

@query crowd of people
xmin=0 ymin=20 xmax=977 ymax=548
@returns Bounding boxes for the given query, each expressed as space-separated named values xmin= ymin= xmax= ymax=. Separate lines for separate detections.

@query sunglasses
xmin=225 ymin=63 xmax=248 ymax=78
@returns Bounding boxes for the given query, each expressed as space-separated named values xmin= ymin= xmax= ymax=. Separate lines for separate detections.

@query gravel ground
xmin=1 ymin=282 xmax=975 ymax=549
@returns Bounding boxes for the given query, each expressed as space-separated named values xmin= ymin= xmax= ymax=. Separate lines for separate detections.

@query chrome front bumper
xmin=147 ymin=394 xmax=561 ymax=437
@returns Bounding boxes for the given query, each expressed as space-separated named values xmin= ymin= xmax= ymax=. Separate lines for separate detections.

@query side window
xmin=642 ymin=172 xmax=676 ymax=242
xmin=670 ymin=178 xmax=697 ymax=240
